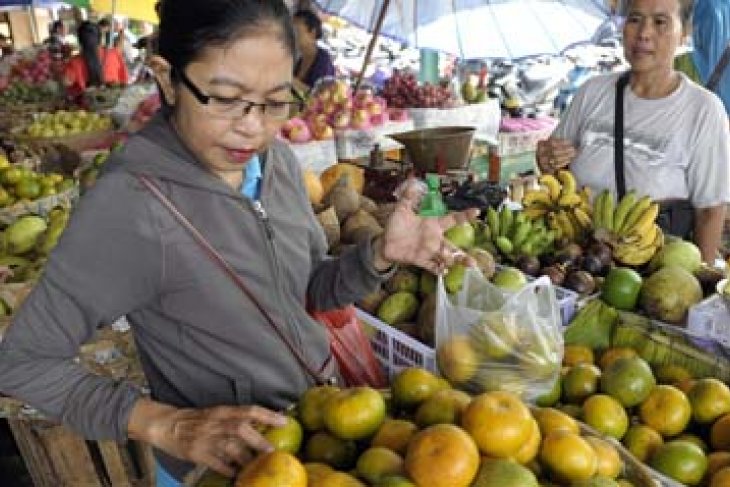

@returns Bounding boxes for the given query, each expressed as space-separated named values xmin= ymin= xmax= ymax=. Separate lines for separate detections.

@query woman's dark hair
xmin=77 ymin=21 xmax=103 ymax=87
xmin=624 ymin=0 xmax=694 ymax=29
xmin=294 ymin=9 xmax=323 ymax=40
xmin=158 ymin=0 xmax=296 ymax=73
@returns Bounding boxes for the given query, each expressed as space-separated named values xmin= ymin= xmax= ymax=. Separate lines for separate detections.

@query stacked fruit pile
xmin=236 ymin=367 xmax=643 ymax=487
xmin=0 ymin=153 xmax=75 ymax=207
xmin=22 ymin=110 xmax=114 ymax=139
xmin=0 ymin=207 xmax=70 ymax=285
xmin=481 ymin=206 xmax=557 ymax=260
xmin=380 ymin=70 xmax=457 ymax=109
xmin=521 ymin=170 xmax=593 ymax=244
xmin=0 ymin=49 xmax=59 ymax=105
xmin=593 ymin=190 xmax=663 ymax=267
xmin=553 ymin=311 xmax=730 ymax=487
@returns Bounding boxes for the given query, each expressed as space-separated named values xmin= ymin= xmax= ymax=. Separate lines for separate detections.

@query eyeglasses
xmin=174 ymin=68 xmax=304 ymax=120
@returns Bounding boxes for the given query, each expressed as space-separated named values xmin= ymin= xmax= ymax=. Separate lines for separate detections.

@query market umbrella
xmin=313 ymin=0 xmax=611 ymax=60
xmin=59 ymin=0 xmax=158 ymax=23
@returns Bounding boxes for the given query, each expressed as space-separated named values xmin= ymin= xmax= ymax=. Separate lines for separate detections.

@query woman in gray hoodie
xmin=0 ymin=0 xmax=476 ymax=484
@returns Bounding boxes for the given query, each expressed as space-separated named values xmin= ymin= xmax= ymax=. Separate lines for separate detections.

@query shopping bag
xmin=310 ymin=305 xmax=388 ymax=388
xmin=434 ymin=267 xmax=563 ymax=401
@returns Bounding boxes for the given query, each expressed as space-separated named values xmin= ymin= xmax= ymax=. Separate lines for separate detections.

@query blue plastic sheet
xmin=693 ymin=0 xmax=730 ymax=115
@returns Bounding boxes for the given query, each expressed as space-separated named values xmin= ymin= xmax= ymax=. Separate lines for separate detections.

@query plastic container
xmin=687 ymin=293 xmax=730 ymax=351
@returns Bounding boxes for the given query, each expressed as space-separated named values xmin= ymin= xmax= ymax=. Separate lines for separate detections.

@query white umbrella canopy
xmin=314 ymin=0 xmax=612 ymax=60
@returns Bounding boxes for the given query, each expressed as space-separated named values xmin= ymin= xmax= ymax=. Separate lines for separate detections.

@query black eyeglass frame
xmin=173 ymin=67 xmax=305 ymax=117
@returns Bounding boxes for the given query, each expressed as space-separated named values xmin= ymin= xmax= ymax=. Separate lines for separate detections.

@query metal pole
xmin=354 ymin=0 xmax=391 ymax=91
xmin=27 ymin=2 xmax=39 ymax=44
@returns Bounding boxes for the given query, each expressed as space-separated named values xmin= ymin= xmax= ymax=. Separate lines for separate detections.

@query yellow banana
xmin=523 ymin=189 xmax=553 ymax=207
xmin=619 ymin=195 xmax=652 ymax=235
xmin=601 ymin=191 xmax=615 ymax=232
xmin=613 ymin=242 xmax=657 ymax=266
xmin=627 ymin=202 xmax=660 ymax=237
xmin=556 ymin=210 xmax=576 ymax=241
xmin=547 ymin=213 xmax=563 ymax=239
xmin=593 ymin=191 xmax=606 ymax=229
xmin=539 ymin=175 xmax=562 ymax=203
xmin=579 ymin=186 xmax=592 ymax=206
xmin=558 ymin=192 xmax=583 ymax=208
xmin=612 ymin=191 xmax=638 ymax=234
xmin=523 ymin=206 xmax=548 ymax=219
xmin=629 ymin=223 xmax=659 ymax=249
xmin=572 ymin=207 xmax=593 ymax=229
xmin=557 ymin=170 xmax=577 ymax=195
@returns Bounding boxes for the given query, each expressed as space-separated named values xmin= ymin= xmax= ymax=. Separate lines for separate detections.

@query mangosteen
xmin=540 ymin=265 xmax=566 ymax=286
xmin=564 ymin=270 xmax=597 ymax=295
xmin=564 ymin=242 xmax=584 ymax=260
xmin=587 ymin=241 xmax=613 ymax=268
xmin=517 ymin=255 xmax=541 ymax=277
xmin=582 ymin=254 xmax=605 ymax=276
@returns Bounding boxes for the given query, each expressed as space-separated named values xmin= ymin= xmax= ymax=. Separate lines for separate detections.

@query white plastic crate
xmin=688 ymin=294 xmax=730 ymax=350
xmin=287 ymin=139 xmax=337 ymax=175
xmin=408 ymin=100 xmax=501 ymax=141
xmin=335 ymin=120 xmax=414 ymax=160
xmin=356 ymin=308 xmax=436 ymax=380
xmin=497 ymin=124 xmax=556 ymax=157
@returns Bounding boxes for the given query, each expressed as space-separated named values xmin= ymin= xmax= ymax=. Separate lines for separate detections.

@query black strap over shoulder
xmin=707 ymin=41 xmax=730 ymax=92
xmin=614 ymin=71 xmax=631 ymax=200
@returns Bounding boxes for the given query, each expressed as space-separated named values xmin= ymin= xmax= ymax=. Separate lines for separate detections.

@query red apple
xmin=350 ymin=109 xmax=371 ymax=130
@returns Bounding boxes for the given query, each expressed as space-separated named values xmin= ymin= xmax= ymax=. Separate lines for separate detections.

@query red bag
xmin=310 ymin=306 xmax=387 ymax=388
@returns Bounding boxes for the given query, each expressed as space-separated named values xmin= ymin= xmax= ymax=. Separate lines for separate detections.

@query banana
xmin=612 ymin=191 xmax=638 ymax=233
xmin=579 ymin=186 xmax=592 ymax=205
xmin=494 ymin=236 xmax=514 ymax=255
xmin=499 ymin=207 xmax=514 ymax=238
xmin=486 ymin=207 xmax=500 ymax=237
xmin=558 ymin=192 xmax=583 ymax=208
xmin=556 ymin=209 xmax=576 ymax=241
xmin=572 ymin=207 xmax=592 ymax=229
xmin=511 ymin=221 xmax=532 ymax=249
xmin=613 ymin=242 xmax=658 ymax=266
xmin=601 ymin=191 xmax=615 ymax=232
xmin=523 ymin=206 xmax=548 ymax=219
xmin=627 ymin=202 xmax=660 ymax=237
xmin=630 ymin=223 xmax=659 ymax=249
xmin=619 ymin=195 xmax=652 ymax=235
xmin=547 ymin=213 xmax=563 ymax=240
xmin=557 ymin=170 xmax=577 ymax=195
xmin=539 ymin=175 xmax=562 ymax=203
xmin=523 ymin=189 xmax=553 ymax=207
xmin=593 ymin=191 xmax=606 ymax=229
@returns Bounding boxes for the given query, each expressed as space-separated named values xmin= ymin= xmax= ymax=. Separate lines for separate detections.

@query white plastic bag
xmin=434 ymin=267 xmax=563 ymax=402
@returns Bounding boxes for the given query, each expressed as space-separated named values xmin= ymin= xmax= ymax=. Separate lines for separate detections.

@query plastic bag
xmin=434 ymin=267 xmax=563 ymax=402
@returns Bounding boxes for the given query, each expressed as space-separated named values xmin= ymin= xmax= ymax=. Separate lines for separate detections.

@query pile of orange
xmin=237 ymin=367 xmax=638 ymax=486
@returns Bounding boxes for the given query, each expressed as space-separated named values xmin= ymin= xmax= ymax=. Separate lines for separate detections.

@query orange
xmin=582 ymin=394 xmax=629 ymax=440
xmin=263 ymin=416 xmax=303 ymax=454
xmin=375 ymin=476 xmax=416 ymax=487
xmin=688 ymin=378 xmax=730 ymax=424
xmin=460 ymin=391 xmax=532 ymax=458
xmin=14 ymin=178 xmax=40 ymax=200
xmin=391 ymin=367 xmax=445 ymax=409
xmin=600 ymin=356 xmax=656 ymax=408
xmin=535 ymin=377 xmax=561 ymax=407
xmin=707 ymin=452 xmax=730 ymax=478
xmin=639 ymin=385 xmax=692 ymax=437
xmin=533 ymin=407 xmax=580 ymax=437
xmin=562 ymin=363 xmax=602 ymax=404
xmin=601 ymin=267 xmax=643 ymax=311
xmin=622 ymin=424 xmax=664 ymax=463
xmin=585 ymin=437 xmax=622 ymax=479
xmin=304 ymin=462 xmax=334 ymax=486
xmin=675 ymin=433 xmax=708 ymax=453
xmin=598 ymin=347 xmax=638 ymax=371
xmin=539 ymin=430 xmax=598 ymax=482
xmin=712 ymin=414 xmax=730 ymax=451
xmin=323 ymin=386 xmax=386 ymax=440
xmin=235 ymin=451 xmax=306 ymax=487
xmin=650 ymin=440 xmax=708 ymax=486
xmin=711 ymin=466 xmax=730 ymax=487
xmin=371 ymin=419 xmax=419 ymax=455
xmin=655 ymin=364 xmax=693 ymax=385
xmin=299 ymin=385 xmax=340 ymax=431
xmin=513 ymin=418 xmax=541 ymax=465
xmin=404 ymin=424 xmax=480 ymax=487
xmin=676 ymin=377 xmax=697 ymax=394
xmin=470 ymin=458 xmax=539 ymax=487
xmin=355 ymin=447 xmax=404 ymax=484
xmin=319 ymin=471 xmax=366 ymax=486
xmin=303 ymin=431 xmax=357 ymax=470
xmin=563 ymin=345 xmax=595 ymax=367
xmin=415 ymin=388 xmax=471 ymax=428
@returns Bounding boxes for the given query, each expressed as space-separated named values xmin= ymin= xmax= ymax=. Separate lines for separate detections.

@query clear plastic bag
xmin=434 ymin=267 xmax=563 ymax=402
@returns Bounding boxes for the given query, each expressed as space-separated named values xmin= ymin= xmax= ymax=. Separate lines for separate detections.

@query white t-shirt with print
xmin=553 ymin=71 xmax=730 ymax=208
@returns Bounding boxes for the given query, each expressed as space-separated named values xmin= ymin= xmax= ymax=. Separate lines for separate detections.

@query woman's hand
xmin=128 ymin=398 xmax=287 ymax=478
xmin=537 ymin=138 xmax=577 ymax=174
xmin=372 ymin=186 xmax=480 ymax=274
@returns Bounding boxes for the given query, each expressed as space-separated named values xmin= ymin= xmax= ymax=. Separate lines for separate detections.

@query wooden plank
xmin=98 ymin=440 xmax=133 ymax=487
xmin=8 ymin=419 xmax=56 ymax=487
xmin=41 ymin=423 xmax=102 ymax=487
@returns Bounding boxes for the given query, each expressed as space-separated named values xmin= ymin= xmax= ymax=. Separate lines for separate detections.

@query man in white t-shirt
xmin=538 ymin=0 xmax=730 ymax=263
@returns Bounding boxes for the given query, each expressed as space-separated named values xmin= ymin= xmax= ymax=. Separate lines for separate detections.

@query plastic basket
xmin=356 ymin=308 xmax=436 ymax=380
xmin=687 ymin=294 xmax=730 ymax=352
xmin=0 ymin=184 xmax=79 ymax=225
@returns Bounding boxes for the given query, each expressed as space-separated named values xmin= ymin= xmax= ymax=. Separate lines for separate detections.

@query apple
xmin=309 ymin=113 xmax=330 ymax=129
xmin=288 ymin=123 xmax=312 ymax=143
xmin=322 ymin=101 xmax=338 ymax=115
xmin=388 ymin=108 xmax=409 ymax=122
xmin=350 ymin=109 xmax=371 ymax=130
xmin=312 ymin=124 xmax=334 ymax=140
xmin=354 ymin=90 xmax=374 ymax=107
xmin=370 ymin=113 xmax=388 ymax=126
xmin=333 ymin=112 xmax=351 ymax=129
xmin=492 ymin=267 xmax=528 ymax=291
xmin=366 ymin=101 xmax=384 ymax=116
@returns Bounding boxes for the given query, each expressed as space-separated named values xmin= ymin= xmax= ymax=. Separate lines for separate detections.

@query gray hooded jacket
xmin=0 ymin=113 xmax=389 ymax=479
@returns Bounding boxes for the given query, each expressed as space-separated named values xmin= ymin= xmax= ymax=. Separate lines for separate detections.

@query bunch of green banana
xmin=521 ymin=170 xmax=592 ymax=243
xmin=593 ymin=190 xmax=663 ymax=266
xmin=482 ymin=206 xmax=556 ymax=259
